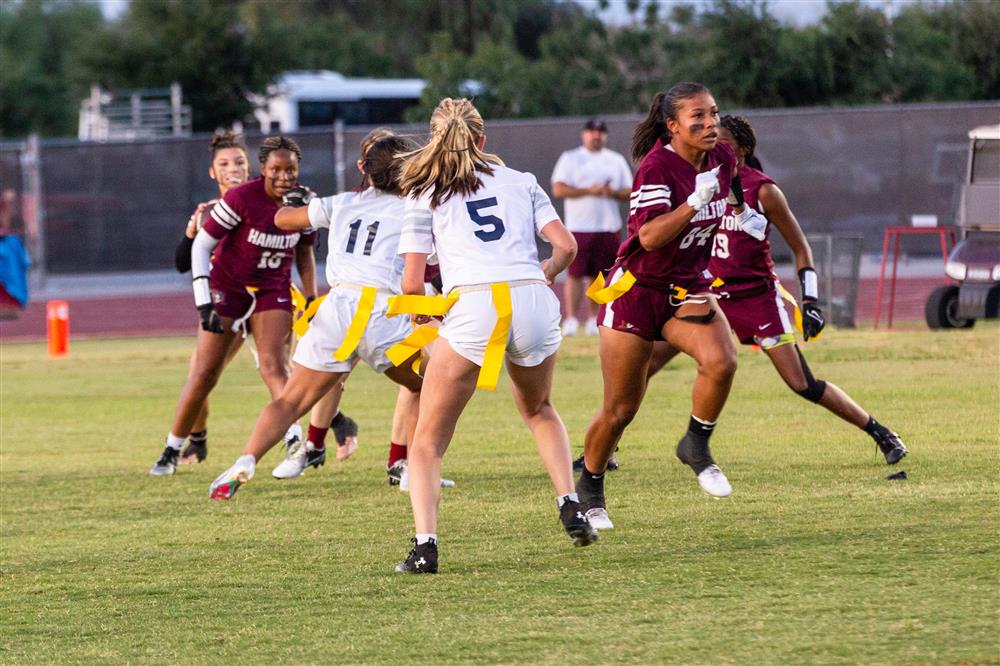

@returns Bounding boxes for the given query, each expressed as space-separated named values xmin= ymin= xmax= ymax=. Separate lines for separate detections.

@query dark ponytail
xmin=720 ymin=115 xmax=763 ymax=171
xmin=631 ymin=82 xmax=711 ymax=163
xmin=363 ymin=135 xmax=414 ymax=195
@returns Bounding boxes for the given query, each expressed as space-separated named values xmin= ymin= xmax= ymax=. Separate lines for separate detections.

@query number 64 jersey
xmin=306 ymin=188 xmax=406 ymax=292
xmin=398 ymin=165 xmax=559 ymax=294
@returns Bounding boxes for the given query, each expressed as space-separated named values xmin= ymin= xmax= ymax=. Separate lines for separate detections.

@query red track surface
xmin=0 ymin=277 xmax=945 ymax=343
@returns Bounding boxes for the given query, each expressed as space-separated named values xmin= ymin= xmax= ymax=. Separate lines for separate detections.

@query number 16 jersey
xmin=307 ymin=188 xmax=406 ymax=293
xmin=398 ymin=165 xmax=560 ymax=294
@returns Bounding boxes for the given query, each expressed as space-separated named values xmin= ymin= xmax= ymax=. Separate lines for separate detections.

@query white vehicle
xmin=251 ymin=71 xmax=425 ymax=131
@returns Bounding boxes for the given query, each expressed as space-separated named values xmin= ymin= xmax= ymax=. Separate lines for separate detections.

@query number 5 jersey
xmin=398 ymin=165 xmax=560 ymax=293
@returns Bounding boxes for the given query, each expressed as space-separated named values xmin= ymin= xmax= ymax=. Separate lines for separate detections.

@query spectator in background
xmin=0 ymin=188 xmax=30 ymax=319
xmin=551 ymin=119 xmax=632 ymax=336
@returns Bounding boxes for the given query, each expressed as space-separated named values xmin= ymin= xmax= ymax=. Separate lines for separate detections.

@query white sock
xmin=415 ymin=533 xmax=436 ymax=545
xmin=557 ymin=493 xmax=579 ymax=508
xmin=284 ymin=423 xmax=302 ymax=443
xmin=166 ymin=433 xmax=186 ymax=451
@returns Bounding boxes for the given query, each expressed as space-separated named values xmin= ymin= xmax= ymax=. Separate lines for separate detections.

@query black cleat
xmin=873 ymin=429 xmax=908 ymax=465
xmin=395 ymin=538 xmax=438 ymax=574
xmin=572 ymin=454 xmax=619 ymax=472
xmin=179 ymin=440 xmax=207 ymax=464
xmin=387 ymin=459 xmax=407 ymax=486
xmin=149 ymin=446 xmax=180 ymax=476
xmin=559 ymin=498 xmax=599 ymax=546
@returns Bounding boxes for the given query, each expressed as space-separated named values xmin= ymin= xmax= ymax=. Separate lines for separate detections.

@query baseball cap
xmin=583 ymin=119 xmax=608 ymax=132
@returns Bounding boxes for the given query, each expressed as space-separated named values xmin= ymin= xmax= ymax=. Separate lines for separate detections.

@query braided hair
xmin=258 ymin=136 xmax=302 ymax=164
xmin=720 ymin=115 xmax=763 ymax=171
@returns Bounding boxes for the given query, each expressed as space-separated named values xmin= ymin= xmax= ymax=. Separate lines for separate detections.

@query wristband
xmin=193 ymin=276 xmax=213 ymax=308
xmin=798 ymin=267 xmax=818 ymax=302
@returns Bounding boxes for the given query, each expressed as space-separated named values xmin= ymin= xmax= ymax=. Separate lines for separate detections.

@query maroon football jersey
xmin=617 ymin=140 xmax=735 ymax=290
xmin=202 ymin=177 xmax=315 ymax=292
xmin=707 ymin=165 xmax=777 ymax=291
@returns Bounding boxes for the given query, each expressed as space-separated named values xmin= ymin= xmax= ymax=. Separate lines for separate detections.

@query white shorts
xmin=439 ymin=282 xmax=561 ymax=368
xmin=293 ymin=288 xmax=411 ymax=374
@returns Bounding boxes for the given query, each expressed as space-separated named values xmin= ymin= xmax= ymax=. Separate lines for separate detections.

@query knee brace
xmin=793 ymin=346 xmax=827 ymax=403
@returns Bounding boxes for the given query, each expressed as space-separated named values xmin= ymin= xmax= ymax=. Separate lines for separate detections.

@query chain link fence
xmin=0 ymin=101 xmax=996 ymax=279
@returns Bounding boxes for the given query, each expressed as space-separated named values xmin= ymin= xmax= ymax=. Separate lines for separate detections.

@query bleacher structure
xmin=78 ymin=83 xmax=192 ymax=142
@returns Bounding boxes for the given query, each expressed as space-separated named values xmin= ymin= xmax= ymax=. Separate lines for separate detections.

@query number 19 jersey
xmin=307 ymin=188 xmax=406 ymax=293
xmin=398 ymin=165 xmax=560 ymax=294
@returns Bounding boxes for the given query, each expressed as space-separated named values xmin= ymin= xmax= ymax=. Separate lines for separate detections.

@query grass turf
xmin=1 ymin=326 xmax=998 ymax=664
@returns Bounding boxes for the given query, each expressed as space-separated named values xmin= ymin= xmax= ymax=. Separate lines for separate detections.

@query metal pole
xmin=334 ymin=119 xmax=346 ymax=194
xmin=22 ymin=134 xmax=47 ymax=292
xmin=171 ymin=82 xmax=182 ymax=136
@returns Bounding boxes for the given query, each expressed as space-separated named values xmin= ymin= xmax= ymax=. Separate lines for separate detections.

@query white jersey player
xmin=392 ymin=97 xmax=598 ymax=576
xmin=207 ymin=135 xmax=424 ymax=501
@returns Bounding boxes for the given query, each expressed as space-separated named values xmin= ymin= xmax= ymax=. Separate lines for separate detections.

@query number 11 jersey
xmin=307 ymin=188 xmax=406 ymax=293
xmin=398 ymin=164 xmax=560 ymax=294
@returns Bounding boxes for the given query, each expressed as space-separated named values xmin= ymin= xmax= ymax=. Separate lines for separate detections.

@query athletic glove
xmin=686 ymin=166 xmax=720 ymax=212
xmin=728 ymin=171 xmax=745 ymax=207
xmin=281 ymin=185 xmax=314 ymax=208
xmin=198 ymin=303 xmax=224 ymax=334
xmin=798 ymin=267 xmax=823 ymax=340
xmin=736 ymin=206 xmax=768 ymax=241
xmin=802 ymin=302 xmax=825 ymax=341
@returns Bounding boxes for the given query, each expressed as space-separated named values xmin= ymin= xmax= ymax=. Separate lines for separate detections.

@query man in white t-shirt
xmin=551 ymin=119 xmax=632 ymax=336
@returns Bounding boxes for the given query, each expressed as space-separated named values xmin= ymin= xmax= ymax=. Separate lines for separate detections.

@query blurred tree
xmin=0 ymin=0 xmax=104 ymax=136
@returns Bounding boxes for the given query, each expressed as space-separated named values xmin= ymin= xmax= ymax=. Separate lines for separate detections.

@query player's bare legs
xmin=562 ymin=275 xmax=583 ymax=333
xmin=507 ymin=354 xmax=574 ymax=495
xmin=767 ymin=343 xmax=907 ymax=463
xmin=582 ymin=327 xmax=653 ymax=474
xmin=406 ymin=341 xmax=478 ymax=534
xmin=168 ymin=324 xmax=240 ymax=442
xmin=647 ymin=340 xmax=681 ymax=383
xmin=178 ymin=335 xmax=243 ymax=464
xmin=386 ymin=385 xmax=411 ymax=483
xmin=249 ymin=309 xmax=293 ymax=399
xmin=243 ymin=367 xmax=345 ymax=461
xmin=661 ymin=298 xmax=737 ymax=496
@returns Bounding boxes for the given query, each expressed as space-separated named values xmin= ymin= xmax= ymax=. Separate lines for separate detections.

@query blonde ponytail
xmin=399 ymin=98 xmax=504 ymax=208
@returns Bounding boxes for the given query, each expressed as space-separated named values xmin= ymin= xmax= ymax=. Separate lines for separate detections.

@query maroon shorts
xmin=595 ymin=267 xmax=685 ymax=341
xmin=568 ymin=231 xmax=620 ymax=279
xmin=210 ymin=281 xmax=293 ymax=320
xmin=717 ymin=280 xmax=795 ymax=349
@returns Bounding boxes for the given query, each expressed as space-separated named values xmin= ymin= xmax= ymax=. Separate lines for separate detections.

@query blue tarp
xmin=0 ymin=235 xmax=31 ymax=307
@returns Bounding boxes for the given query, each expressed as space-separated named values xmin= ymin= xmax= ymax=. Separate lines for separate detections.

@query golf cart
xmin=925 ymin=124 xmax=1000 ymax=329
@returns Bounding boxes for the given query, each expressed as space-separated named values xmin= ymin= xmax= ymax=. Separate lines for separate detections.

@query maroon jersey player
xmin=151 ymin=132 xmax=250 ymax=475
xmin=647 ymin=115 xmax=907 ymax=465
xmin=150 ymin=136 xmax=318 ymax=477
xmin=576 ymin=82 xmax=766 ymax=530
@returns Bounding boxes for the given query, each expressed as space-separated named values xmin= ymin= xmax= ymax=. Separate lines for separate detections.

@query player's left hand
xmin=736 ymin=206 xmax=767 ymax=241
xmin=282 ymin=185 xmax=314 ymax=208
xmin=802 ymin=302 xmax=825 ymax=341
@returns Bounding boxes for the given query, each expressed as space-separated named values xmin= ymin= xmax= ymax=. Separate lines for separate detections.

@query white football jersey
xmin=307 ymin=188 xmax=406 ymax=292
xmin=398 ymin=165 xmax=560 ymax=294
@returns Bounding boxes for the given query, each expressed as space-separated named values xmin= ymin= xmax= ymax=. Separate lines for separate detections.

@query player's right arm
xmin=633 ymin=161 xmax=717 ymax=251
xmin=191 ymin=192 xmax=243 ymax=333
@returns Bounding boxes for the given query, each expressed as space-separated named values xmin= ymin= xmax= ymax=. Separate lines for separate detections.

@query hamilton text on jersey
xmin=246 ymin=228 xmax=302 ymax=249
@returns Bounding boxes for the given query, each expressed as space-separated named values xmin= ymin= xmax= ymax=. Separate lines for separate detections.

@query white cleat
xmin=561 ymin=317 xmax=580 ymax=337
xmin=584 ymin=319 xmax=599 ymax=336
xmin=696 ymin=464 xmax=732 ymax=497
xmin=272 ymin=440 xmax=325 ymax=479
xmin=585 ymin=507 xmax=614 ymax=530
xmin=398 ymin=468 xmax=455 ymax=492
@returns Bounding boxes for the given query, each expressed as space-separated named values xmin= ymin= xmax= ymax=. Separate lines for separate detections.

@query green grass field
xmin=2 ymin=326 xmax=998 ymax=664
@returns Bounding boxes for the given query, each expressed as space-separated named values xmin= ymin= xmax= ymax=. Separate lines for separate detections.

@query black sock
xmin=189 ymin=430 xmax=207 ymax=445
xmin=863 ymin=417 xmax=885 ymax=436
xmin=330 ymin=411 xmax=345 ymax=429
xmin=688 ymin=415 xmax=716 ymax=439
xmin=576 ymin=464 xmax=606 ymax=503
